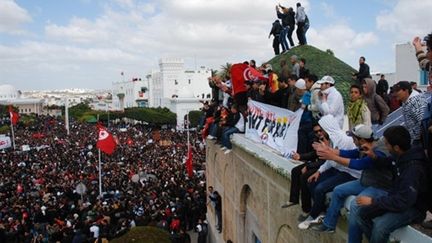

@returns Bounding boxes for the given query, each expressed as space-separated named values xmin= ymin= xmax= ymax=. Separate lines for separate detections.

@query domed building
xmin=0 ymin=84 xmax=44 ymax=115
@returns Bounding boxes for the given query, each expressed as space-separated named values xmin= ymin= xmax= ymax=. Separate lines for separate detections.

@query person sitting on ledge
xmin=281 ymin=122 xmax=328 ymax=215
xmin=355 ymin=126 xmax=429 ymax=243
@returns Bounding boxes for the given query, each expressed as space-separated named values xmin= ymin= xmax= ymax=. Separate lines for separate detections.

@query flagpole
xmin=98 ymin=148 xmax=102 ymax=198
xmin=10 ymin=122 xmax=16 ymax=151
xmin=65 ymin=98 xmax=70 ymax=136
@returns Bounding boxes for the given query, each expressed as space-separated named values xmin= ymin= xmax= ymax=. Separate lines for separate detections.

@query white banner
xmin=246 ymin=100 xmax=303 ymax=157
xmin=0 ymin=136 xmax=12 ymax=150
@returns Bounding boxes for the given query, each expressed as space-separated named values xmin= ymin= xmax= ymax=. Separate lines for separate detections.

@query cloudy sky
xmin=0 ymin=0 xmax=431 ymax=91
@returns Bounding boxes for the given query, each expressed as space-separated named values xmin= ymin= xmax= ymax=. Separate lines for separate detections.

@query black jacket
xmin=269 ymin=20 xmax=282 ymax=37
xmin=365 ymin=145 xmax=429 ymax=219
xmin=354 ymin=63 xmax=370 ymax=82
xmin=277 ymin=9 xmax=295 ymax=28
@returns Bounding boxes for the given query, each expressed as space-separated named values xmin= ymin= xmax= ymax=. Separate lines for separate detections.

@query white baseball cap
xmin=295 ymin=79 xmax=306 ymax=89
xmin=317 ymin=75 xmax=335 ymax=84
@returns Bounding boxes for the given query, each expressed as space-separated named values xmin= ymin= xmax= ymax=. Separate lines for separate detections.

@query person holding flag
xmin=8 ymin=105 xmax=19 ymax=150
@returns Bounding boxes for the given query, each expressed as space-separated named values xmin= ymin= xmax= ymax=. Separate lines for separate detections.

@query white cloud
xmin=376 ymin=0 xmax=432 ymax=42
xmin=308 ymin=24 xmax=378 ymax=58
xmin=0 ymin=0 xmax=32 ymax=34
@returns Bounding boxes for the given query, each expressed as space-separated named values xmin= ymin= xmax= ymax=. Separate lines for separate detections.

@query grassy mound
xmin=110 ymin=226 xmax=171 ymax=243
xmin=267 ymin=45 xmax=357 ymax=106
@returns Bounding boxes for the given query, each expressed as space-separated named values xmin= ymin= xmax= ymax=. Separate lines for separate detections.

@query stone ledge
xmin=230 ymin=133 xmax=432 ymax=243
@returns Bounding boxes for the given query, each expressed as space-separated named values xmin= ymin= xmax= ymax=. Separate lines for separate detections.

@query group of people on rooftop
xmin=203 ymin=32 xmax=432 ymax=243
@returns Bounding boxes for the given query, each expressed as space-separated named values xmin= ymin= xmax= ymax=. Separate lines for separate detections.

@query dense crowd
xmin=0 ymin=117 xmax=208 ymax=243
xmin=203 ymin=31 xmax=432 ymax=243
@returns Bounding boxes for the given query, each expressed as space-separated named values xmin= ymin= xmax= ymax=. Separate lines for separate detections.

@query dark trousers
xmin=287 ymin=25 xmax=295 ymax=46
xmin=296 ymin=22 xmax=306 ymax=45
xmin=290 ymin=164 xmax=317 ymax=213
xmin=273 ymin=36 xmax=280 ymax=55
xmin=297 ymin=122 xmax=313 ymax=154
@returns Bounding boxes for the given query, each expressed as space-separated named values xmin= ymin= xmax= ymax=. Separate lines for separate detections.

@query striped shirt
xmin=402 ymin=92 xmax=428 ymax=141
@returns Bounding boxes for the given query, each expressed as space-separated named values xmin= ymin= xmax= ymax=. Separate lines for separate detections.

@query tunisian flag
xmin=96 ymin=124 xmax=117 ymax=155
xmin=9 ymin=105 xmax=19 ymax=125
xmin=230 ymin=63 xmax=267 ymax=96
xmin=186 ymin=145 xmax=193 ymax=178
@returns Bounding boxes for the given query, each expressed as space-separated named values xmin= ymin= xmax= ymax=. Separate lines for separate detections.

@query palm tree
xmin=219 ymin=63 xmax=232 ymax=80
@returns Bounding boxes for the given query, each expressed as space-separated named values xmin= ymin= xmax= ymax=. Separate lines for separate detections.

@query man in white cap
xmin=295 ymin=78 xmax=314 ymax=153
xmin=317 ymin=76 xmax=344 ymax=129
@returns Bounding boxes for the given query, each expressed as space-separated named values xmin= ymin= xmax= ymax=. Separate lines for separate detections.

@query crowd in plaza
xmin=0 ymin=117 xmax=208 ymax=243
xmin=203 ymin=26 xmax=432 ymax=242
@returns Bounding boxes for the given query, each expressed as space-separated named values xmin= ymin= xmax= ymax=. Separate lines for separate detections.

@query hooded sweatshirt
xmin=318 ymin=115 xmax=361 ymax=178
xmin=363 ymin=78 xmax=390 ymax=124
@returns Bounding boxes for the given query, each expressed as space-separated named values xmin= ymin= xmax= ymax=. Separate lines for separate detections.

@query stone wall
xmin=206 ymin=135 xmax=349 ymax=243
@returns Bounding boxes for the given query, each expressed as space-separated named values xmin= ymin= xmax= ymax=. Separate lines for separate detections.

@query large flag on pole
xmin=96 ymin=124 xmax=117 ymax=155
xmin=230 ymin=63 xmax=267 ymax=96
xmin=186 ymin=145 xmax=193 ymax=178
xmin=8 ymin=105 xmax=19 ymax=125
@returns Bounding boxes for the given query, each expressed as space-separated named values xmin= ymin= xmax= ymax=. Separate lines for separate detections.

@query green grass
xmin=267 ymin=45 xmax=357 ymax=107
xmin=110 ymin=226 xmax=171 ymax=243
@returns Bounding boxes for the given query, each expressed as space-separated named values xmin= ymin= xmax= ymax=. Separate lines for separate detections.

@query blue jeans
xmin=209 ymin=123 xmax=218 ymax=137
xmin=221 ymin=127 xmax=239 ymax=149
xmin=308 ymin=168 xmax=356 ymax=218
xmin=323 ymin=180 xmax=366 ymax=229
xmin=279 ymin=26 xmax=289 ymax=51
xmin=356 ymin=206 xmax=424 ymax=243
xmin=349 ymin=187 xmax=388 ymax=243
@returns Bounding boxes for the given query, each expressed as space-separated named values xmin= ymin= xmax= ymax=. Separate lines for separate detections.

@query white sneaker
xmin=298 ymin=216 xmax=314 ymax=230
xmin=298 ymin=215 xmax=324 ymax=230
xmin=224 ymin=149 xmax=231 ymax=154
xmin=220 ymin=147 xmax=227 ymax=151
xmin=207 ymin=135 xmax=215 ymax=140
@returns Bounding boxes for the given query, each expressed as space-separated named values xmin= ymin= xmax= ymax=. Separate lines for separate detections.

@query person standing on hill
xmin=353 ymin=57 xmax=371 ymax=85
xmin=295 ymin=2 xmax=307 ymax=45
xmin=276 ymin=5 xmax=291 ymax=52
xmin=268 ymin=20 xmax=282 ymax=55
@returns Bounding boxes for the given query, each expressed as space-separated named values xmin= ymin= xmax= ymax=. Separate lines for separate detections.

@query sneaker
xmin=224 ymin=149 xmax=231 ymax=154
xmin=298 ymin=216 xmax=314 ymax=230
xmin=281 ymin=202 xmax=298 ymax=208
xmin=220 ymin=147 xmax=227 ymax=151
xmin=310 ymin=223 xmax=335 ymax=233
xmin=298 ymin=215 xmax=324 ymax=230
xmin=207 ymin=135 xmax=215 ymax=140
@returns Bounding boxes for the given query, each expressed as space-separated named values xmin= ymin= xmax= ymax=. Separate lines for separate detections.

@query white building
xmin=111 ymin=78 xmax=148 ymax=110
xmin=170 ymin=87 xmax=204 ymax=129
xmin=0 ymin=84 xmax=44 ymax=115
xmin=395 ymin=43 xmax=429 ymax=89
xmin=148 ymin=58 xmax=212 ymax=108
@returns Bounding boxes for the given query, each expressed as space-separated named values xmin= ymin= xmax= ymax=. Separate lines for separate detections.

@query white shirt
xmin=296 ymin=6 xmax=306 ymax=22
xmin=89 ymin=225 xmax=100 ymax=238
xmin=319 ymin=86 xmax=345 ymax=129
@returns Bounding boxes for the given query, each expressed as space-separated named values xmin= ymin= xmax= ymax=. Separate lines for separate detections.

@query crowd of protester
xmin=202 ymin=32 xmax=432 ymax=243
xmin=0 ymin=117 xmax=208 ymax=243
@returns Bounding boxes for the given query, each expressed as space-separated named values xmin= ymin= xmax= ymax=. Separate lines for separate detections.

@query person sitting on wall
xmin=281 ymin=123 xmax=328 ymax=215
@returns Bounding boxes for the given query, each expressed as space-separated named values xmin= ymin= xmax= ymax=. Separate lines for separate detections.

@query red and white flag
xmin=96 ymin=124 xmax=117 ymax=155
xmin=186 ymin=145 xmax=193 ymax=178
xmin=8 ymin=105 xmax=19 ymax=126
xmin=230 ymin=63 xmax=267 ymax=96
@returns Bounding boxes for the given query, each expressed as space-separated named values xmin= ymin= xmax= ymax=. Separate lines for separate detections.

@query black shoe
xmin=421 ymin=220 xmax=432 ymax=229
xmin=297 ymin=213 xmax=309 ymax=222
xmin=281 ymin=202 xmax=298 ymax=208
xmin=310 ymin=223 xmax=335 ymax=233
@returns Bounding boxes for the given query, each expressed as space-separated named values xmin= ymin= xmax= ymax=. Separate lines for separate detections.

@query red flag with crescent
xmin=96 ymin=124 xmax=117 ymax=155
